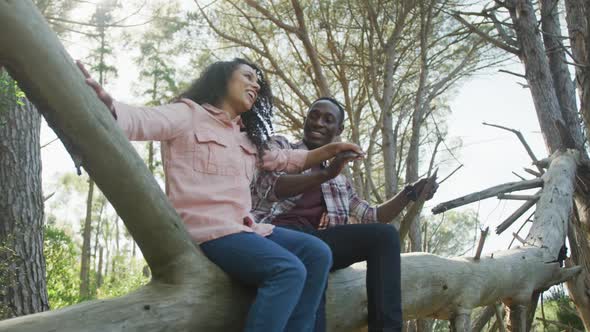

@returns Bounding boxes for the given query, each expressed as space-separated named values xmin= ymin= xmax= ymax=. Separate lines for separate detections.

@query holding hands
xmin=323 ymin=151 xmax=362 ymax=179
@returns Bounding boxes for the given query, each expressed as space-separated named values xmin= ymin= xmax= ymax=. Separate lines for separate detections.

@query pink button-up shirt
xmin=114 ymin=99 xmax=308 ymax=244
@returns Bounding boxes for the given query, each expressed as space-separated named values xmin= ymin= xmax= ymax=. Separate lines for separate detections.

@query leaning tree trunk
xmin=0 ymin=2 xmax=583 ymax=331
xmin=0 ymin=70 xmax=48 ymax=318
xmin=563 ymin=0 xmax=590 ymax=327
xmin=509 ymin=0 xmax=590 ymax=326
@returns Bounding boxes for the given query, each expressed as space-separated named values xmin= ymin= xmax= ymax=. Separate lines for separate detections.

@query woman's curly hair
xmin=179 ymin=58 xmax=273 ymax=154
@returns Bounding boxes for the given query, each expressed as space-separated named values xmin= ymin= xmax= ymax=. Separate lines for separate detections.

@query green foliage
xmin=85 ymin=0 xmax=121 ymax=86
xmin=96 ymin=255 xmax=149 ymax=299
xmin=44 ymin=221 xmax=80 ymax=308
xmin=133 ymin=1 xmax=188 ymax=104
xmin=0 ymin=70 xmax=25 ymax=119
xmin=535 ymin=286 xmax=584 ymax=331
xmin=43 ymin=218 xmax=150 ymax=306
xmin=424 ymin=209 xmax=479 ymax=256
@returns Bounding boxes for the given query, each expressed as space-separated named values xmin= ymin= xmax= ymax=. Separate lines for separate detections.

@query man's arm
xmin=273 ymin=151 xmax=360 ymax=199
xmin=376 ymin=190 xmax=412 ymax=223
xmin=301 ymin=143 xmax=363 ymax=170
xmin=376 ymin=177 xmax=439 ymax=223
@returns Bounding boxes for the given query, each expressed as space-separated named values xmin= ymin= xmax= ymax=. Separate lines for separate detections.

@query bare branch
xmin=45 ymin=15 xmax=155 ymax=28
xmin=523 ymin=167 xmax=542 ymax=177
xmin=512 ymin=232 xmax=527 ymax=245
xmin=494 ymin=303 xmax=506 ymax=332
xmin=472 ymin=305 xmax=495 ymax=332
xmin=43 ymin=192 xmax=55 ymax=202
xmin=474 ymin=226 xmax=489 ymax=260
xmin=497 ymin=193 xmax=540 ymax=200
xmin=439 ymin=164 xmax=464 ymax=184
xmin=451 ymin=12 xmax=520 ymax=55
xmin=508 ymin=212 xmax=534 ymax=249
xmin=243 ymin=0 xmax=299 ymax=33
xmin=432 ymin=178 xmax=543 ymax=214
xmin=41 ymin=137 xmax=59 ymax=149
xmin=498 ymin=69 xmax=526 ymax=78
xmin=496 ymin=191 xmax=540 ymax=234
xmin=485 ymin=10 xmax=518 ymax=47
xmin=289 ymin=0 xmax=331 ymax=96
xmin=482 ymin=122 xmax=544 ymax=174
xmin=512 ymin=171 xmax=527 ymax=180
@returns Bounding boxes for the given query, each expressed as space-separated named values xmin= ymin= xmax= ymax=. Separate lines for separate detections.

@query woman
xmin=77 ymin=58 xmax=362 ymax=332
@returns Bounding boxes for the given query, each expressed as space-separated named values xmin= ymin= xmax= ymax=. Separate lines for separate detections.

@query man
xmin=251 ymin=97 xmax=437 ymax=332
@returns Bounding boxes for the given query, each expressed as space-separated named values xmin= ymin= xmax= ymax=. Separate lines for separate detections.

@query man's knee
xmin=373 ymin=223 xmax=400 ymax=250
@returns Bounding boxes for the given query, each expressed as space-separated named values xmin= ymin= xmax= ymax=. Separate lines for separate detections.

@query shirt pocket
xmin=239 ymin=142 xmax=258 ymax=182
xmin=193 ymin=130 xmax=239 ymax=176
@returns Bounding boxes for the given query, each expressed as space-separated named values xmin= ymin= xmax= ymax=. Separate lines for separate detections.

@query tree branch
xmin=452 ymin=12 xmax=521 ymax=55
xmin=432 ymin=178 xmax=543 ymax=214
xmin=482 ymin=122 xmax=544 ymax=174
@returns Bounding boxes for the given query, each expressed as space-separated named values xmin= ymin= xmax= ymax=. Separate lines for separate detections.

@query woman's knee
xmin=278 ymin=256 xmax=307 ymax=286
xmin=305 ymin=236 xmax=333 ymax=269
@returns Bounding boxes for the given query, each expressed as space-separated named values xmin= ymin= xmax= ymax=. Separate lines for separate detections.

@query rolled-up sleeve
xmin=347 ymin=180 xmax=379 ymax=224
xmin=114 ymin=100 xmax=193 ymax=141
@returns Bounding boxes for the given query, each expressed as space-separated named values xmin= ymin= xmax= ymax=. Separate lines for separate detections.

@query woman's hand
xmin=322 ymin=151 xmax=360 ymax=179
xmin=302 ymin=141 xmax=364 ymax=171
xmin=76 ymin=60 xmax=116 ymax=117
xmin=327 ymin=142 xmax=364 ymax=157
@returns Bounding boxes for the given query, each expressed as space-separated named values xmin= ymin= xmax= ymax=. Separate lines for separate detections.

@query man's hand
xmin=76 ymin=60 xmax=116 ymax=117
xmin=409 ymin=176 xmax=439 ymax=201
xmin=323 ymin=151 xmax=361 ymax=179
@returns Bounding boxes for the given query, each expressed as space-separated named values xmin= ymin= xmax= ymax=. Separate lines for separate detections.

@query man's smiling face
xmin=302 ymin=99 xmax=344 ymax=149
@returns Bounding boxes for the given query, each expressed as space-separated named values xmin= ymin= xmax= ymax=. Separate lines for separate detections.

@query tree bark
xmin=566 ymin=203 xmax=590 ymax=330
xmin=510 ymin=0 xmax=565 ymax=152
xmin=0 ymin=72 xmax=49 ymax=318
xmin=450 ymin=309 xmax=471 ymax=332
xmin=79 ymin=179 xmax=93 ymax=299
xmin=563 ymin=1 xmax=590 ymax=328
xmin=564 ymin=0 xmax=590 ymax=145
xmin=511 ymin=0 xmax=590 ymax=325
xmin=540 ymin=0 xmax=584 ymax=150
xmin=405 ymin=0 xmax=435 ymax=254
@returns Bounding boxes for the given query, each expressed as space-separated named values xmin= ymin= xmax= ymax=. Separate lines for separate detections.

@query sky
xmin=38 ymin=1 xmax=549 ymax=256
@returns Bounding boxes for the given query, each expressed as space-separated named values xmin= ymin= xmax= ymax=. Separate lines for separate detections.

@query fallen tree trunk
xmin=0 ymin=1 xmax=582 ymax=331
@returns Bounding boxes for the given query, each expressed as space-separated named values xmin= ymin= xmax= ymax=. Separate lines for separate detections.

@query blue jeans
xmin=279 ymin=224 xmax=402 ymax=332
xmin=200 ymin=227 xmax=332 ymax=332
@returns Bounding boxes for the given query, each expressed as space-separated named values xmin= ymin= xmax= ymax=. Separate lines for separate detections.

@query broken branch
xmin=483 ymin=122 xmax=544 ymax=175
xmin=432 ymin=179 xmax=543 ymax=214
xmin=496 ymin=192 xmax=540 ymax=234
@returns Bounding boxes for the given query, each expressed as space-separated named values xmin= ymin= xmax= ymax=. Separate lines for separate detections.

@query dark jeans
xmin=278 ymin=223 xmax=402 ymax=332
xmin=200 ymin=227 xmax=332 ymax=332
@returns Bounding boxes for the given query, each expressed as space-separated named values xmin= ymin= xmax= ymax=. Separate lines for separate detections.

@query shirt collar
xmin=201 ymin=103 xmax=245 ymax=128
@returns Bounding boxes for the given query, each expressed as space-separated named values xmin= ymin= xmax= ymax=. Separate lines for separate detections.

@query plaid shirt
xmin=251 ymin=136 xmax=379 ymax=228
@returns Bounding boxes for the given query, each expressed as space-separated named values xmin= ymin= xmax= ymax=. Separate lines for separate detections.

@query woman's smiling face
xmin=224 ymin=64 xmax=261 ymax=115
